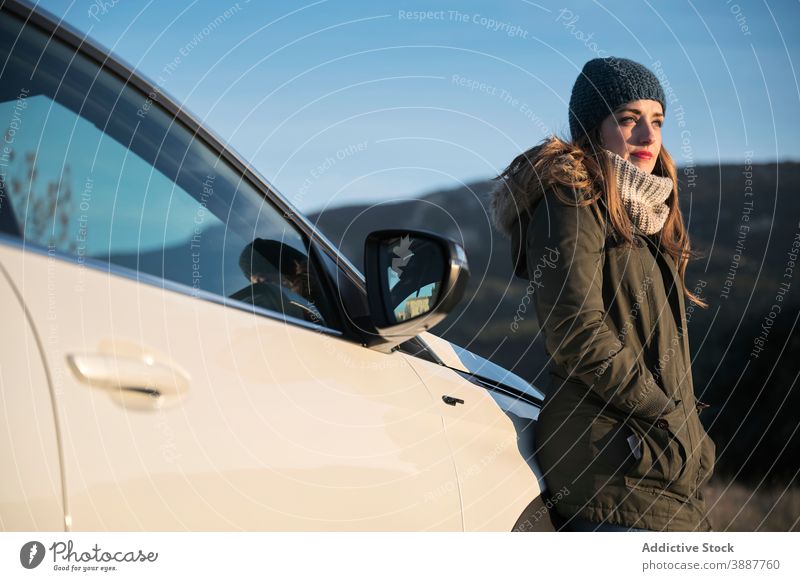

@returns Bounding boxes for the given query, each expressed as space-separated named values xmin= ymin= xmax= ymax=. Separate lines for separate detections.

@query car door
xmin=0 ymin=3 xmax=461 ymax=531
xmin=0 ymin=265 xmax=64 ymax=530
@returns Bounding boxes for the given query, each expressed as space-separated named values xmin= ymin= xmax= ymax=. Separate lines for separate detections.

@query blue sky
xmin=37 ymin=0 xmax=800 ymax=212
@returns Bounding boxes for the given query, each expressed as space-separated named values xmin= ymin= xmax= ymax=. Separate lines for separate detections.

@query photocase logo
xmin=391 ymin=235 xmax=414 ymax=278
xmin=20 ymin=541 xmax=45 ymax=569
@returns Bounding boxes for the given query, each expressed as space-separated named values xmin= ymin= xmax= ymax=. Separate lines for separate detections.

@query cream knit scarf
xmin=605 ymin=149 xmax=674 ymax=235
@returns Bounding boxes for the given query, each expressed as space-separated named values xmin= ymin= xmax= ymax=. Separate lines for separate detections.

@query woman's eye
xmin=618 ymin=116 xmax=636 ymax=125
xmin=653 ymin=119 xmax=663 ymax=128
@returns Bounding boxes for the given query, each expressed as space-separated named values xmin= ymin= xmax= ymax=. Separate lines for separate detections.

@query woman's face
xmin=599 ymin=99 xmax=663 ymax=174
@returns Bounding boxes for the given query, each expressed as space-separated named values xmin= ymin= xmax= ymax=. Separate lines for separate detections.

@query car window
xmin=0 ymin=12 xmax=338 ymax=330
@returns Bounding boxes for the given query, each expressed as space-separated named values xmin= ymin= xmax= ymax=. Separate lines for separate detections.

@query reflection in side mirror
xmin=364 ymin=229 xmax=469 ymax=352
xmin=384 ymin=235 xmax=443 ymax=324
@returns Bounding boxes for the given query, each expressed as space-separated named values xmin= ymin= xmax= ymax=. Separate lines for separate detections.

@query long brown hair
xmin=494 ymin=129 xmax=708 ymax=309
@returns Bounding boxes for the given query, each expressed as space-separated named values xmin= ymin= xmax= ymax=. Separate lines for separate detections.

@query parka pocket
xmin=587 ymin=413 xmax=637 ymax=477
xmin=623 ymin=406 xmax=694 ymax=502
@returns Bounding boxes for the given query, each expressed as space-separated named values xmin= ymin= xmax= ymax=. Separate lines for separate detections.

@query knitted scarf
xmin=606 ymin=149 xmax=674 ymax=235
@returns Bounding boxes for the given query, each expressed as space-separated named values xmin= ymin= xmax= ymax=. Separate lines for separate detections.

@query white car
xmin=0 ymin=0 xmax=550 ymax=531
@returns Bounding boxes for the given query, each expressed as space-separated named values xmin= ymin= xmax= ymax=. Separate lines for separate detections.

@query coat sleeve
xmin=526 ymin=187 xmax=676 ymax=421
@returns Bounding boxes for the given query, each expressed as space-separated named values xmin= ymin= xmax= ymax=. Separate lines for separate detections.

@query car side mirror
xmin=363 ymin=229 xmax=469 ymax=352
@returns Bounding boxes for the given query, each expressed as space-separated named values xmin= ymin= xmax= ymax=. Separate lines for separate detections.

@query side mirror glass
xmin=364 ymin=229 xmax=469 ymax=352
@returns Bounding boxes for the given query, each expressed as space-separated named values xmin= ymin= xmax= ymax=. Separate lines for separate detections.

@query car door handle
xmin=66 ymin=353 xmax=190 ymax=411
xmin=442 ymin=395 xmax=464 ymax=406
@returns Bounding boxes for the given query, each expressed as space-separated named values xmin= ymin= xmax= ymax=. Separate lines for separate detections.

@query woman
xmin=490 ymin=57 xmax=716 ymax=532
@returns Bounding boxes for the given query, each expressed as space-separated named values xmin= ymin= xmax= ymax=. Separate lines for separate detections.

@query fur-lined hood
xmin=489 ymin=136 xmax=593 ymax=238
xmin=489 ymin=136 xmax=593 ymax=277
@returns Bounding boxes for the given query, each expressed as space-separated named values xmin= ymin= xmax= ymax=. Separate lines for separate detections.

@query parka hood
xmin=489 ymin=136 xmax=593 ymax=279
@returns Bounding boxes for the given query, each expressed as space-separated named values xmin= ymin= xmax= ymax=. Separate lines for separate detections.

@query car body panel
xmin=0 ymin=261 xmax=64 ymax=530
xmin=418 ymin=331 xmax=546 ymax=402
xmin=0 ymin=243 xmax=462 ymax=530
xmin=402 ymin=354 xmax=542 ymax=531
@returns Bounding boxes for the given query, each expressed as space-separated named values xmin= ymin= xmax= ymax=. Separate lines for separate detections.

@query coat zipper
xmin=637 ymin=231 xmax=699 ymax=489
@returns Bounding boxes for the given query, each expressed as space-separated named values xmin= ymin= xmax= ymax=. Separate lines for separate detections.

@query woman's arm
xmin=527 ymin=187 xmax=675 ymax=420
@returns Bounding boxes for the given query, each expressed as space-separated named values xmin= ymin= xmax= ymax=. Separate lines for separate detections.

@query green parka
xmin=491 ymin=147 xmax=716 ymax=532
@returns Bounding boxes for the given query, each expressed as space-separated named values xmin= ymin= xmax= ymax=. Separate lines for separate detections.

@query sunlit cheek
xmin=601 ymin=124 xmax=626 ymax=156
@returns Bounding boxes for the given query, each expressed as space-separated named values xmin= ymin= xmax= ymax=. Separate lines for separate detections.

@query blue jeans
xmin=565 ymin=517 xmax=650 ymax=532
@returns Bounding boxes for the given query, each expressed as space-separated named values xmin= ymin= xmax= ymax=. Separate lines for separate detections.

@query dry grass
xmin=703 ymin=477 xmax=800 ymax=531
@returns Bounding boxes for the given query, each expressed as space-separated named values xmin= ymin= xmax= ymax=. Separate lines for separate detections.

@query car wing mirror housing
xmin=362 ymin=229 xmax=469 ymax=353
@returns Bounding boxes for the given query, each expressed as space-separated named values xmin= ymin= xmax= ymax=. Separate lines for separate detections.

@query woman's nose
xmin=636 ymin=122 xmax=656 ymax=144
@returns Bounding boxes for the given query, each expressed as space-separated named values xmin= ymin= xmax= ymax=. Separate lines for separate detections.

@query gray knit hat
xmin=568 ymin=57 xmax=666 ymax=141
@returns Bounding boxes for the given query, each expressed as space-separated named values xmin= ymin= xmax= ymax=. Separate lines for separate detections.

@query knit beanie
xmin=569 ymin=57 xmax=666 ymax=142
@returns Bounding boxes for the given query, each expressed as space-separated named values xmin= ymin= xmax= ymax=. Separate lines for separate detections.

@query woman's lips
xmin=631 ymin=150 xmax=653 ymax=160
